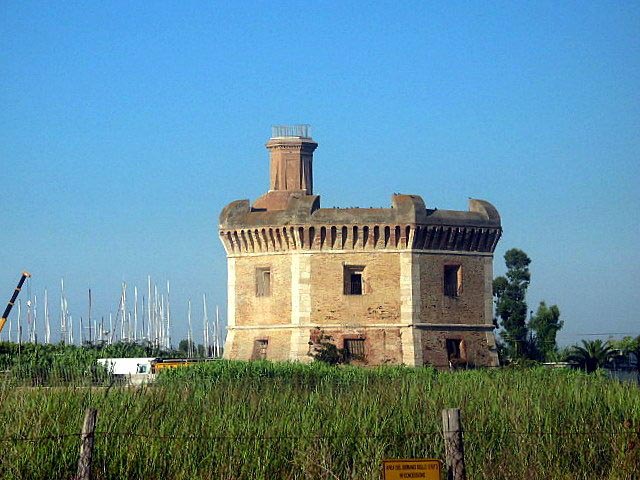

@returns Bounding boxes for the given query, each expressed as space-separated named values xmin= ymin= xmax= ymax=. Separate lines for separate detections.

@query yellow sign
xmin=382 ymin=459 xmax=441 ymax=480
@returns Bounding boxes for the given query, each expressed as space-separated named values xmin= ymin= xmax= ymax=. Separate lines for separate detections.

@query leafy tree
xmin=608 ymin=335 xmax=640 ymax=371
xmin=566 ymin=339 xmax=614 ymax=373
xmin=493 ymin=249 xmax=531 ymax=360
xmin=309 ymin=329 xmax=343 ymax=365
xmin=529 ymin=302 xmax=563 ymax=361
xmin=609 ymin=336 xmax=640 ymax=357
xmin=176 ymin=339 xmax=207 ymax=358
xmin=493 ymin=248 xmax=563 ymax=363
xmin=551 ymin=345 xmax=573 ymax=363
xmin=178 ymin=339 xmax=198 ymax=357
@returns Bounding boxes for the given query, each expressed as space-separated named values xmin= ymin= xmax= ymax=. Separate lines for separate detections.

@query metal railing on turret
xmin=271 ymin=124 xmax=311 ymax=138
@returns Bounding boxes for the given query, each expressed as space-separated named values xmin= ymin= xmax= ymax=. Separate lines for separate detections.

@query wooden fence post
xmin=442 ymin=408 xmax=466 ymax=480
xmin=76 ymin=408 xmax=98 ymax=480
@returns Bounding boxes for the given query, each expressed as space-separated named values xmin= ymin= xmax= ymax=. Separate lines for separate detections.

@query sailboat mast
xmin=60 ymin=278 xmax=66 ymax=344
xmin=65 ymin=298 xmax=71 ymax=344
xmin=187 ymin=298 xmax=193 ymax=357
xmin=133 ymin=286 xmax=138 ymax=342
xmin=32 ymin=294 xmax=38 ymax=343
xmin=44 ymin=288 xmax=50 ymax=344
xmin=203 ymin=294 xmax=209 ymax=357
xmin=160 ymin=294 xmax=165 ymax=349
xmin=154 ymin=284 xmax=159 ymax=348
xmin=121 ymin=282 xmax=127 ymax=342
xmin=215 ymin=305 xmax=220 ymax=358
xmin=166 ymin=281 xmax=171 ymax=349
xmin=88 ymin=289 xmax=92 ymax=345
xmin=17 ymin=300 xmax=21 ymax=346
xmin=109 ymin=312 xmax=114 ymax=345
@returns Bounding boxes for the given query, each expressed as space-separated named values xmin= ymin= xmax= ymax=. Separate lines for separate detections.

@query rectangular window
xmin=252 ymin=339 xmax=268 ymax=360
xmin=446 ymin=339 xmax=461 ymax=360
xmin=443 ymin=265 xmax=462 ymax=297
xmin=344 ymin=338 xmax=365 ymax=362
xmin=344 ymin=266 xmax=364 ymax=295
xmin=256 ymin=267 xmax=271 ymax=296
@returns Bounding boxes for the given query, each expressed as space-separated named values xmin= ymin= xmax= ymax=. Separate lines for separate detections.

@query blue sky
xmin=1 ymin=1 xmax=638 ymax=346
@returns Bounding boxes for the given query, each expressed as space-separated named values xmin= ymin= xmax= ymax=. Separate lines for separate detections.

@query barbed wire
xmin=1 ymin=427 xmax=637 ymax=444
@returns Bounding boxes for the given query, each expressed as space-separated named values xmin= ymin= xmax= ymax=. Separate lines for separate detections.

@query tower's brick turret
xmin=253 ymin=125 xmax=318 ymax=211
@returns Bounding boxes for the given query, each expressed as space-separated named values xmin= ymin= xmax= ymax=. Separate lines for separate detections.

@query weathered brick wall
xmin=227 ymin=328 xmax=292 ymax=361
xmin=420 ymin=329 xmax=498 ymax=368
xmin=233 ymin=254 xmax=292 ymax=326
xmin=226 ymin=249 xmax=498 ymax=367
xmin=309 ymin=252 xmax=401 ymax=326
xmin=310 ymin=327 xmax=404 ymax=365
xmin=418 ymin=253 xmax=489 ymax=325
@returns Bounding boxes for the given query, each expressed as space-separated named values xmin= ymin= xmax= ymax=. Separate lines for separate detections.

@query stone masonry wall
xmin=309 ymin=252 xmax=401 ymax=326
xmin=226 ymin=247 xmax=498 ymax=367
xmin=226 ymin=328 xmax=292 ymax=362
xmin=310 ymin=327 xmax=404 ymax=365
xmin=420 ymin=329 xmax=497 ymax=368
xmin=418 ymin=253 xmax=490 ymax=325
xmin=233 ymin=254 xmax=292 ymax=326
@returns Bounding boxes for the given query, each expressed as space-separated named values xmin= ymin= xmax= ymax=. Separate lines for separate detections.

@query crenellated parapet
xmin=219 ymin=194 xmax=501 ymax=255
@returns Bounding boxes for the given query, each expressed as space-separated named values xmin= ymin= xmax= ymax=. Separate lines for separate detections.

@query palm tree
xmin=567 ymin=339 xmax=614 ymax=373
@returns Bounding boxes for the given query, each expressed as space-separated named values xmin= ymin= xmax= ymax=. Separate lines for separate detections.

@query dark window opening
xmin=446 ymin=339 xmax=462 ymax=360
xmin=344 ymin=266 xmax=364 ymax=295
xmin=344 ymin=338 xmax=365 ymax=362
xmin=253 ymin=339 xmax=268 ymax=360
xmin=444 ymin=265 xmax=462 ymax=297
xmin=256 ymin=267 xmax=271 ymax=296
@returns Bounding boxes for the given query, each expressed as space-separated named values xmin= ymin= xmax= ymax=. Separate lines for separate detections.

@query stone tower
xmin=219 ymin=126 xmax=502 ymax=368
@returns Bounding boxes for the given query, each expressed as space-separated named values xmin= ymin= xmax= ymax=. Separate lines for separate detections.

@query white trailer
xmin=97 ymin=357 xmax=157 ymax=384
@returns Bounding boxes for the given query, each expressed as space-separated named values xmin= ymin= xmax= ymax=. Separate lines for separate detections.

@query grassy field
xmin=0 ymin=341 xmax=186 ymax=386
xmin=0 ymin=361 xmax=638 ymax=479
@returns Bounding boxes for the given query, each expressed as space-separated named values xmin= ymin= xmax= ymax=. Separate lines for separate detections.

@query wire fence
xmin=2 ymin=428 xmax=638 ymax=444
xmin=3 ymin=420 xmax=639 ymax=480
xmin=2 ymin=390 xmax=639 ymax=480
